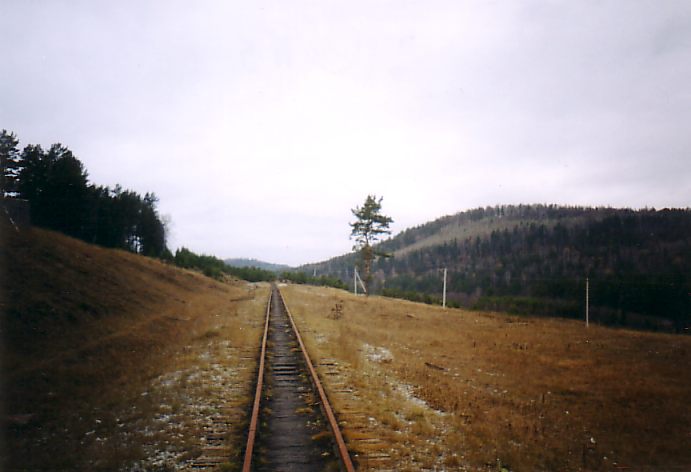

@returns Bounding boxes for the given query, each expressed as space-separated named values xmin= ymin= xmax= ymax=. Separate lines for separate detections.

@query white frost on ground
xmin=120 ymin=348 xmax=242 ymax=471
xmin=392 ymin=381 xmax=446 ymax=416
xmin=357 ymin=343 xmax=452 ymax=470
xmin=363 ymin=343 xmax=393 ymax=363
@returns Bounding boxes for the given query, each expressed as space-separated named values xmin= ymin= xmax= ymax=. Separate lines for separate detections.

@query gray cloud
xmin=2 ymin=1 xmax=690 ymax=265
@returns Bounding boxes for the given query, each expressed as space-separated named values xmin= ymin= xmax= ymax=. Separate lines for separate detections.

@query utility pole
xmin=442 ymin=268 xmax=447 ymax=309
xmin=586 ymin=277 xmax=589 ymax=328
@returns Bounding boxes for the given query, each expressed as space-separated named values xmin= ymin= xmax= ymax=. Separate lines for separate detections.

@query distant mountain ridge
xmin=299 ymin=204 xmax=691 ymax=332
xmin=224 ymin=258 xmax=292 ymax=272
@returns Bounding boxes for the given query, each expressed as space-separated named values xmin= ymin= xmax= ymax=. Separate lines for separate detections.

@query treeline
xmin=381 ymin=287 xmax=453 ymax=306
xmin=173 ymin=247 xmax=276 ymax=282
xmin=1 ymin=130 xmax=167 ymax=257
xmin=280 ymin=271 xmax=348 ymax=290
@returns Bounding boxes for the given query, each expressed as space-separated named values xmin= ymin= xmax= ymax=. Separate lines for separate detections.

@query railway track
xmin=242 ymin=284 xmax=356 ymax=471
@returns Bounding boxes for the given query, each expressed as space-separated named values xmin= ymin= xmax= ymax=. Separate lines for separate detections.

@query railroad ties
xmin=317 ymin=359 xmax=395 ymax=471
xmin=190 ymin=346 xmax=257 ymax=470
xmin=242 ymin=285 xmax=355 ymax=472
xmin=189 ymin=407 xmax=243 ymax=469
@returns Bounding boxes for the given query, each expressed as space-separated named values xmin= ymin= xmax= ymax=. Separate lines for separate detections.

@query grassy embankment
xmin=282 ymin=284 xmax=691 ymax=471
xmin=2 ymin=223 xmax=268 ymax=470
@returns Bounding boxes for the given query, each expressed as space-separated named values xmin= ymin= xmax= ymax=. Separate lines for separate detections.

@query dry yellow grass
xmin=5 ymin=224 xmax=689 ymax=471
xmin=281 ymin=284 xmax=691 ymax=471
xmin=2 ymin=226 xmax=268 ymax=470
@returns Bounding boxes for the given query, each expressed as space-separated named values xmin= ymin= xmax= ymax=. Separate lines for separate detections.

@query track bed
xmin=243 ymin=285 xmax=354 ymax=471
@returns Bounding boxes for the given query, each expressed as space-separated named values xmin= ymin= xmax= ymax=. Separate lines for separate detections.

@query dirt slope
xmin=1 ymin=222 xmax=267 ymax=470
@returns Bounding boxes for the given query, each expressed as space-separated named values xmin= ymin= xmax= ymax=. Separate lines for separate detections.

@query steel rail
xmin=277 ymin=289 xmax=356 ymax=472
xmin=241 ymin=289 xmax=272 ymax=472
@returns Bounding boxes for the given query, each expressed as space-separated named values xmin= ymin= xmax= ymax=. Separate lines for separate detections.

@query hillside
xmin=224 ymin=257 xmax=292 ymax=272
xmin=1 ymin=220 xmax=268 ymax=470
xmin=301 ymin=205 xmax=691 ymax=332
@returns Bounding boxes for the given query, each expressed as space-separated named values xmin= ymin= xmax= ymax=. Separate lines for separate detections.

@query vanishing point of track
xmin=242 ymin=284 xmax=356 ymax=471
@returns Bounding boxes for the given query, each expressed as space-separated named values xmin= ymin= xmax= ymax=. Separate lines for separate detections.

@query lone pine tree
xmin=350 ymin=194 xmax=393 ymax=294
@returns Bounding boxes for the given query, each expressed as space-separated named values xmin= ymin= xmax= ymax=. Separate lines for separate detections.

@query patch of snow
xmin=363 ymin=343 xmax=393 ymax=363
xmin=393 ymin=381 xmax=446 ymax=417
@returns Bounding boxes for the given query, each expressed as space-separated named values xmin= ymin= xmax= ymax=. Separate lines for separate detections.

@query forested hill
xmin=301 ymin=205 xmax=691 ymax=332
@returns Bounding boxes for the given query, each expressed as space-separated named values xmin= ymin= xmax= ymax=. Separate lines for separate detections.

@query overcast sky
xmin=2 ymin=1 xmax=690 ymax=265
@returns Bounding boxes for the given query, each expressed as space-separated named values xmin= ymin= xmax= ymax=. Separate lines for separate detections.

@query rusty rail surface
xmin=241 ymin=289 xmax=272 ymax=472
xmin=241 ymin=285 xmax=356 ymax=472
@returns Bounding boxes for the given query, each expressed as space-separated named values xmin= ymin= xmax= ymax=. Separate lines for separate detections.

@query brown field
xmin=282 ymin=284 xmax=691 ymax=471
xmin=2 ymin=225 xmax=268 ymax=470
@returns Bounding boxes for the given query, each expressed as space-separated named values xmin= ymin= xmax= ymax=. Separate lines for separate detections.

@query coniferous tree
xmin=139 ymin=192 xmax=166 ymax=257
xmin=350 ymin=194 xmax=393 ymax=294
xmin=16 ymin=144 xmax=46 ymax=203
xmin=43 ymin=144 xmax=89 ymax=236
xmin=11 ymin=132 xmax=170 ymax=259
xmin=18 ymin=143 xmax=89 ymax=236
xmin=0 ymin=129 xmax=21 ymax=196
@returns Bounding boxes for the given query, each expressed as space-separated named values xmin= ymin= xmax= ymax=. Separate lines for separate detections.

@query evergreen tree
xmin=16 ymin=144 xmax=46 ymax=203
xmin=9 ymin=131 xmax=171 ymax=259
xmin=0 ymin=129 xmax=21 ymax=196
xmin=18 ymin=143 xmax=89 ymax=236
xmin=44 ymin=144 xmax=89 ymax=236
xmin=139 ymin=192 xmax=166 ymax=257
xmin=349 ymin=194 xmax=393 ymax=294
